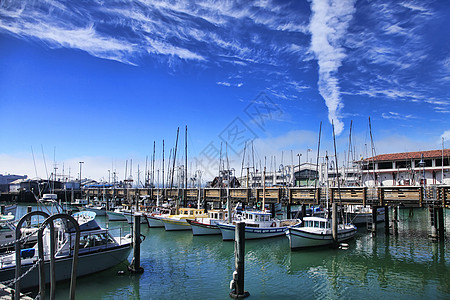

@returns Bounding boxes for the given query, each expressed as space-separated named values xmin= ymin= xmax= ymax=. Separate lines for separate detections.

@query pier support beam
xmin=392 ymin=206 xmax=399 ymax=236
xmin=371 ymin=205 xmax=378 ymax=235
xmin=437 ymin=206 xmax=445 ymax=240
xmin=384 ymin=206 xmax=390 ymax=235
xmin=332 ymin=202 xmax=338 ymax=248
xmin=429 ymin=206 xmax=438 ymax=240
xmin=230 ymin=222 xmax=249 ymax=299
xmin=129 ymin=214 xmax=144 ymax=273
xmin=286 ymin=204 xmax=291 ymax=219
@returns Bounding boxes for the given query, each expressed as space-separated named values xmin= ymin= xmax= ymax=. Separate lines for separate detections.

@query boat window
xmin=314 ymin=221 xmax=319 ymax=228
xmin=320 ymin=222 xmax=325 ymax=228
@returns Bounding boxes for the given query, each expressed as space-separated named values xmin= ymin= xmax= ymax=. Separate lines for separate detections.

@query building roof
xmin=363 ymin=149 xmax=450 ymax=162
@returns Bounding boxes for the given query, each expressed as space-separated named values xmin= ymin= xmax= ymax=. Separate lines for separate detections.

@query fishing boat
xmin=217 ymin=210 xmax=302 ymax=241
xmin=145 ymin=207 xmax=172 ymax=228
xmin=344 ymin=205 xmax=385 ymax=226
xmin=160 ymin=208 xmax=208 ymax=231
xmin=106 ymin=206 xmax=128 ymax=222
xmin=286 ymin=216 xmax=357 ymax=249
xmin=186 ymin=209 xmax=227 ymax=235
xmin=0 ymin=211 xmax=132 ymax=290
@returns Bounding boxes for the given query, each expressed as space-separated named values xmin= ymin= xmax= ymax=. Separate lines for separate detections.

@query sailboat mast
xmin=185 ymin=125 xmax=188 ymax=189
xmin=170 ymin=127 xmax=179 ymax=190
xmin=313 ymin=122 xmax=322 ymax=202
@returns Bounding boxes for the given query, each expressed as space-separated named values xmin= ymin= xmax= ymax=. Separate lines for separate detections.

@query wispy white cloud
xmin=309 ymin=0 xmax=356 ymax=135
xmin=381 ymin=112 xmax=415 ymax=120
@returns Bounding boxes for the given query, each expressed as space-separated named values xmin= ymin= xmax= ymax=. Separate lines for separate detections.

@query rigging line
xmin=332 ymin=120 xmax=344 ymax=223
xmin=240 ymin=141 xmax=247 ymax=179
xmin=313 ymin=122 xmax=322 ymax=202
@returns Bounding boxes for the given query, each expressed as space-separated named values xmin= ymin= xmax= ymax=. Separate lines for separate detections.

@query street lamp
xmin=79 ymin=161 xmax=84 ymax=188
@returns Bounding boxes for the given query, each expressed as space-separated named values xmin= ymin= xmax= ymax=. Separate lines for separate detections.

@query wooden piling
xmin=437 ymin=206 xmax=445 ymax=240
xmin=371 ymin=205 xmax=378 ymax=235
xmin=384 ymin=206 xmax=390 ymax=235
xmin=129 ymin=214 xmax=144 ymax=273
xmin=229 ymin=222 xmax=249 ymax=299
xmin=332 ymin=202 xmax=338 ymax=248
xmin=429 ymin=207 xmax=438 ymax=240
xmin=393 ymin=206 xmax=399 ymax=235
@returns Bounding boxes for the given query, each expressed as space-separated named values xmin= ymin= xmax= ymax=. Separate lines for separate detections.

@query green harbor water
xmin=15 ymin=206 xmax=450 ymax=299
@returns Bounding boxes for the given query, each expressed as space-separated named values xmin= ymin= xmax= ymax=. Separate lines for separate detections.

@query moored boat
xmin=145 ymin=207 xmax=172 ymax=228
xmin=217 ymin=210 xmax=301 ymax=241
xmin=186 ymin=209 xmax=227 ymax=235
xmin=286 ymin=216 xmax=357 ymax=250
xmin=161 ymin=208 xmax=208 ymax=231
xmin=0 ymin=211 xmax=132 ymax=290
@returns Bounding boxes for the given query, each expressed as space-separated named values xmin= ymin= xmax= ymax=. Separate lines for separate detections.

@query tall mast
xmin=185 ymin=125 xmax=188 ymax=189
xmin=170 ymin=127 xmax=179 ymax=189
xmin=313 ymin=122 xmax=322 ymax=202
xmin=369 ymin=117 xmax=377 ymax=186
xmin=152 ymin=141 xmax=156 ymax=187
xmin=162 ymin=140 xmax=165 ymax=191
xmin=332 ymin=120 xmax=343 ymax=215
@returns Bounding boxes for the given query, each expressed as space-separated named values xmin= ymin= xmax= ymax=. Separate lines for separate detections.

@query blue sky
xmin=1 ymin=0 xmax=449 ymax=183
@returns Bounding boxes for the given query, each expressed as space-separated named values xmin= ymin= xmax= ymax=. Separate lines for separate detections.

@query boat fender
xmin=271 ymin=222 xmax=276 ymax=227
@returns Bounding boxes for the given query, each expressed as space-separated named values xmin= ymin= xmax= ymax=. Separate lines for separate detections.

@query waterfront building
xmin=356 ymin=149 xmax=450 ymax=187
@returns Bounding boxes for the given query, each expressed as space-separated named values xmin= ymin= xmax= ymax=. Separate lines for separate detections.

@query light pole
xmin=297 ymin=153 xmax=302 ymax=187
xmin=79 ymin=161 xmax=84 ymax=189
xmin=108 ymin=169 xmax=111 ymax=184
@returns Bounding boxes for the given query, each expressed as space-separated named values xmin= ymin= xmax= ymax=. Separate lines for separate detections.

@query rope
xmin=0 ymin=257 xmax=42 ymax=287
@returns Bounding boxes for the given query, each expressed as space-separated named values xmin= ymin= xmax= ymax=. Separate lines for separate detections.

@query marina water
xmin=15 ymin=206 xmax=450 ymax=299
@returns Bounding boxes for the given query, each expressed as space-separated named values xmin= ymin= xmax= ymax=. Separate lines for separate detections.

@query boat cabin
xmin=241 ymin=211 xmax=272 ymax=227
xmin=208 ymin=210 xmax=225 ymax=220
xmin=303 ymin=217 xmax=331 ymax=229
xmin=179 ymin=208 xmax=206 ymax=217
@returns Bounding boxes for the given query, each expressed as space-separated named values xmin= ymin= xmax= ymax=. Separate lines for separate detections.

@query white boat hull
xmin=161 ymin=218 xmax=192 ymax=231
xmin=106 ymin=211 xmax=127 ymax=222
xmin=0 ymin=245 xmax=131 ymax=290
xmin=121 ymin=212 xmax=147 ymax=224
xmin=217 ymin=223 xmax=295 ymax=241
xmin=287 ymin=226 xmax=356 ymax=250
xmin=146 ymin=215 xmax=164 ymax=228
xmin=187 ymin=220 xmax=221 ymax=235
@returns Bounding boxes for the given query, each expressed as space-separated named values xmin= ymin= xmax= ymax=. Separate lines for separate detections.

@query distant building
xmin=0 ymin=174 xmax=27 ymax=192
xmin=356 ymin=149 xmax=450 ymax=187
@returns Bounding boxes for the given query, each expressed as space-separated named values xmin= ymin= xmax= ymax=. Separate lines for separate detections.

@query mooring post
xmin=286 ymin=204 xmax=291 ymax=219
xmin=384 ymin=206 xmax=390 ymax=235
xmin=332 ymin=202 xmax=338 ymax=248
xmin=371 ymin=205 xmax=378 ymax=235
xmin=430 ymin=206 xmax=438 ymax=240
xmin=230 ymin=221 xmax=249 ymax=298
xmin=437 ymin=206 xmax=445 ymax=240
xmin=393 ymin=206 xmax=399 ymax=235
xmin=0 ymin=205 xmax=4 ymax=215
xmin=129 ymin=213 xmax=144 ymax=273
xmin=302 ymin=203 xmax=307 ymax=220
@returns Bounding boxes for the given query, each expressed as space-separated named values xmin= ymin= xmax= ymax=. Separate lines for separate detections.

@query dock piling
xmin=393 ymin=206 xmax=399 ymax=235
xmin=128 ymin=214 xmax=144 ymax=274
xmin=332 ymin=202 xmax=338 ymax=248
xmin=229 ymin=222 xmax=249 ymax=299
xmin=384 ymin=206 xmax=390 ymax=235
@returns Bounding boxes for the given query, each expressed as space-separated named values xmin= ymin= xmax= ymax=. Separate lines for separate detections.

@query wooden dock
xmin=83 ymin=186 xmax=450 ymax=208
